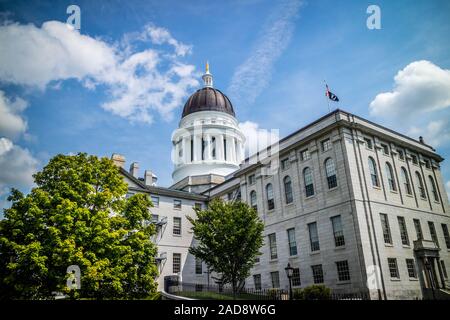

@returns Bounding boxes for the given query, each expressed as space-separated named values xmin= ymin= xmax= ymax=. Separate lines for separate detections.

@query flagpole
xmin=324 ymin=80 xmax=331 ymax=113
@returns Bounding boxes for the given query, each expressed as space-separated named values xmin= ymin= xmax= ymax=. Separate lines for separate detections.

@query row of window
xmin=387 ymin=257 xmax=448 ymax=280
xmin=364 ymin=137 xmax=433 ymax=170
xmin=249 ymin=158 xmax=338 ymax=211
xmin=150 ymin=195 xmax=203 ymax=210
xmin=266 ymin=215 xmax=345 ymax=261
xmin=380 ymin=214 xmax=450 ymax=249
xmin=253 ymin=260 xmax=350 ymax=289
xmin=368 ymin=157 xmax=440 ymax=202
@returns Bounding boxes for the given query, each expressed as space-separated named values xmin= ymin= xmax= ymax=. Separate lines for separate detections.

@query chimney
xmin=144 ymin=170 xmax=158 ymax=186
xmin=111 ymin=153 xmax=125 ymax=168
xmin=129 ymin=162 xmax=139 ymax=178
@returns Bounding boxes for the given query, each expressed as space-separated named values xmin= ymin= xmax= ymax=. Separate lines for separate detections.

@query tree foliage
xmin=187 ymin=199 xmax=264 ymax=297
xmin=0 ymin=153 xmax=158 ymax=299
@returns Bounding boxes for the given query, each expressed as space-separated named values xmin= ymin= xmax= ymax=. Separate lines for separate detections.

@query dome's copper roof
xmin=182 ymin=87 xmax=235 ymax=118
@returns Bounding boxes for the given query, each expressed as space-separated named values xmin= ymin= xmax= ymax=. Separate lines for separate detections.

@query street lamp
xmin=285 ymin=263 xmax=294 ymax=300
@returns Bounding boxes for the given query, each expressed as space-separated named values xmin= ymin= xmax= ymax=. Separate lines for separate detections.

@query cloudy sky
xmin=1 ymin=0 xmax=450 ymax=213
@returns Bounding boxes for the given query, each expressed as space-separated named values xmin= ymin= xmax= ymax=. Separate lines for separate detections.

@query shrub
xmin=294 ymin=285 xmax=331 ymax=300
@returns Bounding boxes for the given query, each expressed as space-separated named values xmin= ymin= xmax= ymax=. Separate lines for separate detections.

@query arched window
xmin=368 ymin=157 xmax=379 ymax=187
xmin=266 ymin=184 xmax=274 ymax=210
xmin=303 ymin=167 xmax=314 ymax=197
xmin=250 ymin=191 xmax=257 ymax=211
xmin=385 ymin=162 xmax=396 ymax=191
xmin=325 ymin=158 xmax=337 ymax=189
xmin=415 ymin=172 xmax=426 ymax=199
xmin=428 ymin=175 xmax=439 ymax=202
xmin=401 ymin=167 xmax=412 ymax=195
xmin=284 ymin=176 xmax=293 ymax=204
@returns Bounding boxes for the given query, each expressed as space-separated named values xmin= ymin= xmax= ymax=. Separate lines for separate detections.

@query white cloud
xmin=239 ymin=121 xmax=279 ymax=158
xmin=408 ymin=120 xmax=450 ymax=148
xmin=0 ymin=20 xmax=199 ymax=123
xmin=228 ymin=0 xmax=303 ymax=107
xmin=0 ymin=137 xmax=38 ymax=196
xmin=0 ymin=90 xmax=28 ymax=140
xmin=370 ymin=60 xmax=450 ymax=117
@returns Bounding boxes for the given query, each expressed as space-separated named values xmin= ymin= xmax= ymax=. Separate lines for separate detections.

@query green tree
xmin=187 ymin=199 xmax=264 ymax=298
xmin=0 ymin=153 xmax=158 ymax=299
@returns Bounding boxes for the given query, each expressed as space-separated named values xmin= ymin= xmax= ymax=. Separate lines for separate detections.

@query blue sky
xmin=1 ymin=0 xmax=450 ymax=213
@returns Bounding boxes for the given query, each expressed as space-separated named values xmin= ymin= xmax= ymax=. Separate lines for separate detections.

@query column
xmin=231 ymin=137 xmax=236 ymax=163
xmin=194 ymin=135 xmax=201 ymax=162
xmin=182 ymin=137 xmax=187 ymax=164
xmin=205 ymin=134 xmax=212 ymax=160
xmin=217 ymin=134 xmax=224 ymax=161
xmin=175 ymin=140 xmax=180 ymax=166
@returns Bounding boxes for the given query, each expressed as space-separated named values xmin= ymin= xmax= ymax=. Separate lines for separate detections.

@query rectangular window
xmin=397 ymin=149 xmax=405 ymax=160
xmin=406 ymin=259 xmax=417 ymax=278
xmin=300 ymin=149 xmax=310 ymax=161
xmin=173 ymin=217 xmax=181 ymax=235
xmin=311 ymin=265 xmax=324 ymax=284
xmin=173 ymin=199 xmax=182 ymax=210
xmin=380 ymin=213 xmax=392 ymax=244
xmin=381 ymin=144 xmax=389 ymax=155
xmin=195 ymin=257 xmax=202 ymax=275
xmin=321 ymin=139 xmax=331 ymax=152
xmin=441 ymin=261 xmax=448 ymax=279
xmin=287 ymin=228 xmax=298 ymax=256
xmin=173 ymin=253 xmax=181 ymax=273
xmin=253 ymin=274 xmax=262 ymax=290
xmin=151 ymin=196 xmax=159 ymax=207
xmin=411 ymin=155 xmax=418 ymax=165
xmin=194 ymin=202 xmax=202 ymax=210
xmin=336 ymin=260 xmax=351 ymax=282
xmin=414 ymin=219 xmax=423 ymax=240
xmin=388 ymin=258 xmax=400 ymax=278
xmin=308 ymin=222 xmax=320 ymax=252
xmin=364 ymin=138 xmax=373 ymax=149
xmin=424 ymin=159 xmax=431 ymax=169
xmin=227 ymin=192 xmax=233 ymax=201
xmin=268 ymin=233 xmax=278 ymax=260
xmin=442 ymin=224 xmax=450 ymax=249
xmin=281 ymin=158 xmax=290 ymax=170
xmin=248 ymin=174 xmax=256 ymax=185
xmin=397 ymin=216 xmax=410 ymax=246
xmin=270 ymin=271 xmax=280 ymax=288
xmin=292 ymin=268 xmax=301 ymax=287
xmin=331 ymin=215 xmax=345 ymax=247
xmin=428 ymin=221 xmax=439 ymax=247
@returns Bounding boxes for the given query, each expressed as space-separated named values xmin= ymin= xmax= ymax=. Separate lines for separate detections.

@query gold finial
xmin=206 ymin=60 xmax=210 ymax=73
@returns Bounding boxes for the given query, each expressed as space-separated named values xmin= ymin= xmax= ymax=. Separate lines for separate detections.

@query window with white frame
xmin=173 ymin=217 xmax=181 ymax=235
xmin=428 ymin=221 xmax=439 ymax=247
xmin=429 ymin=175 xmax=439 ymax=202
xmin=270 ymin=271 xmax=280 ymax=288
xmin=151 ymin=195 xmax=159 ymax=207
xmin=442 ymin=224 xmax=450 ymax=249
xmin=173 ymin=199 xmax=182 ymax=210
xmin=300 ymin=149 xmax=310 ymax=161
xmin=401 ymin=167 xmax=412 ymax=195
xmin=248 ymin=174 xmax=256 ymax=185
xmin=387 ymin=258 xmax=399 ymax=278
xmin=292 ymin=268 xmax=301 ymax=287
xmin=281 ymin=158 xmax=290 ymax=170
xmin=406 ymin=259 xmax=417 ymax=278
xmin=321 ymin=139 xmax=331 ymax=152
xmin=304 ymin=167 xmax=314 ymax=197
xmin=385 ymin=162 xmax=396 ymax=191
xmin=415 ymin=172 xmax=426 ymax=199
xmin=266 ymin=183 xmax=274 ymax=210
xmin=325 ymin=158 xmax=337 ymax=189
xmin=308 ymin=222 xmax=320 ymax=252
xmin=414 ymin=219 xmax=423 ymax=240
xmin=380 ymin=213 xmax=392 ymax=244
xmin=336 ymin=260 xmax=350 ymax=282
xmin=250 ymin=191 xmax=257 ymax=211
xmin=268 ymin=233 xmax=278 ymax=260
xmin=368 ymin=157 xmax=379 ymax=187
xmin=381 ymin=144 xmax=389 ymax=155
xmin=331 ymin=215 xmax=345 ymax=247
xmin=397 ymin=216 xmax=409 ymax=246
xmin=173 ymin=253 xmax=181 ymax=273
xmin=311 ymin=265 xmax=324 ymax=284
xmin=284 ymin=176 xmax=293 ymax=204
xmin=287 ymin=228 xmax=297 ymax=256
xmin=364 ymin=138 xmax=373 ymax=149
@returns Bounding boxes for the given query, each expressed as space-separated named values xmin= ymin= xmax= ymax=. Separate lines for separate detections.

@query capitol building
xmin=112 ymin=64 xmax=450 ymax=300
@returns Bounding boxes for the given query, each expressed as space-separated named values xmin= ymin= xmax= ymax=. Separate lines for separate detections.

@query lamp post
xmin=424 ymin=259 xmax=436 ymax=300
xmin=285 ymin=263 xmax=294 ymax=300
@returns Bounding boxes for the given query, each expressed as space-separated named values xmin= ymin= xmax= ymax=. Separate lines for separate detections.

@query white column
xmin=231 ymin=137 xmax=236 ymax=163
xmin=225 ymin=135 xmax=232 ymax=163
xmin=182 ymin=137 xmax=188 ymax=164
xmin=194 ymin=135 xmax=202 ymax=162
xmin=205 ymin=134 xmax=212 ymax=160
xmin=175 ymin=140 xmax=180 ymax=165
xmin=217 ymin=134 xmax=224 ymax=161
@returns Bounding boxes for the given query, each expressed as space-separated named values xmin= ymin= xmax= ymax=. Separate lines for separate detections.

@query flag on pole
xmin=325 ymin=84 xmax=339 ymax=102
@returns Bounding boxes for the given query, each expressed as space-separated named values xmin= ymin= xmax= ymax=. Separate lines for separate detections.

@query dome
xmin=182 ymin=87 xmax=235 ymax=118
